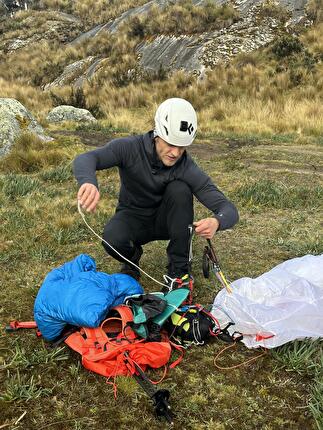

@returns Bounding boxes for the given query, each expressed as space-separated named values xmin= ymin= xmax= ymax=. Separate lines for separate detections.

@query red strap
xmin=7 ymin=321 xmax=37 ymax=330
xmin=169 ymin=341 xmax=185 ymax=368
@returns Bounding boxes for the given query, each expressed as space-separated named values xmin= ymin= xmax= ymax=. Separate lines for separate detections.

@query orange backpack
xmin=64 ymin=304 xmax=173 ymax=378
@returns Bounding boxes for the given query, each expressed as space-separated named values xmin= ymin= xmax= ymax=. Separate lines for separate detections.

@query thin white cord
xmin=77 ymin=201 xmax=168 ymax=288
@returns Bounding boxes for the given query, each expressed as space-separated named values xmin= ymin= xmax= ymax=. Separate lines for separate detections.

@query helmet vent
xmin=165 ymin=114 xmax=168 ymax=122
xmin=163 ymin=125 xmax=169 ymax=136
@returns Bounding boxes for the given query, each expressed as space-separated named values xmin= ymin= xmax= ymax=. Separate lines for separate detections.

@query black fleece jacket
xmin=73 ymin=131 xmax=239 ymax=230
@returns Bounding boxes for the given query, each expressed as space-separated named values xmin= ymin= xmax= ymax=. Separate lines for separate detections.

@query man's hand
xmin=77 ymin=183 xmax=100 ymax=213
xmin=193 ymin=218 xmax=219 ymax=239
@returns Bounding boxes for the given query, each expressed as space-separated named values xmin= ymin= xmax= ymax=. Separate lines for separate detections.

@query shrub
xmin=50 ymin=87 xmax=103 ymax=118
xmin=271 ymin=36 xmax=304 ymax=59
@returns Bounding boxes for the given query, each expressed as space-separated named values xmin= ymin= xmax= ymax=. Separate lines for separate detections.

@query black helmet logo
xmin=180 ymin=121 xmax=194 ymax=135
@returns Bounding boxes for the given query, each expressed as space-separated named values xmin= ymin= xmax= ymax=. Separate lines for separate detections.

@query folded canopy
xmin=212 ymin=254 xmax=323 ymax=348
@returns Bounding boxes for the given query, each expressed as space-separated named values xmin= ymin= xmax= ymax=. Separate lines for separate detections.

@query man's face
xmin=155 ymin=137 xmax=186 ymax=167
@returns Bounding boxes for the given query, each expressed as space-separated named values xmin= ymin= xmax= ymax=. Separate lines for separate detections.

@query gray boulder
xmin=44 ymin=56 xmax=103 ymax=90
xmin=0 ymin=98 xmax=51 ymax=157
xmin=46 ymin=105 xmax=97 ymax=123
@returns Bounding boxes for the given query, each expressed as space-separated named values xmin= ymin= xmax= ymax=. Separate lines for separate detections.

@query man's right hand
xmin=77 ymin=183 xmax=100 ymax=213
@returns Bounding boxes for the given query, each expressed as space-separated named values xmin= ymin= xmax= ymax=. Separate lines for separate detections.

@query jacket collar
xmin=143 ymin=130 xmax=163 ymax=170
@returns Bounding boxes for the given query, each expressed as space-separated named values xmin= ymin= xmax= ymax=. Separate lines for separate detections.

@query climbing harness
xmin=165 ymin=304 xmax=221 ymax=347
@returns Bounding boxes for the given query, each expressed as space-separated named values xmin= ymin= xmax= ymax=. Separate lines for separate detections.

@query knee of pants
xmin=164 ymin=180 xmax=193 ymax=206
xmin=102 ymin=225 xmax=132 ymax=258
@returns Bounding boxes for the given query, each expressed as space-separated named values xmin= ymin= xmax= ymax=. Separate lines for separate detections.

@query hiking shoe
xmin=162 ymin=274 xmax=194 ymax=304
xmin=120 ymin=263 xmax=141 ymax=281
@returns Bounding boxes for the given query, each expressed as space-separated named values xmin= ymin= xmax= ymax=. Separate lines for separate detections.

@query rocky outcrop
xmin=63 ymin=0 xmax=310 ymax=81
xmin=1 ymin=11 xmax=82 ymax=53
xmin=46 ymin=105 xmax=97 ymax=123
xmin=0 ymin=98 xmax=51 ymax=157
xmin=70 ymin=0 xmax=169 ymax=45
xmin=44 ymin=56 xmax=97 ymax=90
xmin=137 ymin=0 xmax=310 ymax=73
xmin=3 ymin=0 xmax=311 ymax=88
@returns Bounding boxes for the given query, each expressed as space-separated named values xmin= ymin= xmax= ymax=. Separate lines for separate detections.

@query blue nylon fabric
xmin=34 ymin=254 xmax=143 ymax=341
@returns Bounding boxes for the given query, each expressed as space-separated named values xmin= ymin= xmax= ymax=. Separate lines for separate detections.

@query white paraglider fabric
xmin=211 ymin=255 xmax=323 ymax=348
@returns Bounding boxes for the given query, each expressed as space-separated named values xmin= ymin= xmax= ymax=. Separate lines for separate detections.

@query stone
xmin=46 ymin=105 xmax=97 ymax=123
xmin=0 ymin=98 xmax=51 ymax=157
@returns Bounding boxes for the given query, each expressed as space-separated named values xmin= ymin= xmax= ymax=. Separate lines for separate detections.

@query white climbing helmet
xmin=154 ymin=98 xmax=197 ymax=147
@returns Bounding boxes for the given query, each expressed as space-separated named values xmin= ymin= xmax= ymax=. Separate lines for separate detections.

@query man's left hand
xmin=193 ymin=218 xmax=219 ymax=239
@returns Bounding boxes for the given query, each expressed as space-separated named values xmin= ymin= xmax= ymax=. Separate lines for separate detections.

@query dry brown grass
xmin=0 ymin=3 xmax=322 ymax=138
xmin=0 ymin=132 xmax=69 ymax=173
xmin=33 ymin=0 xmax=148 ymax=26
xmin=306 ymin=0 xmax=323 ymax=24
xmin=126 ymin=0 xmax=239 ymax=37
xmin=0 ymin=78 xmax=52 ymax=119
xmin=302 ymin=23 xmax=323 ymax=55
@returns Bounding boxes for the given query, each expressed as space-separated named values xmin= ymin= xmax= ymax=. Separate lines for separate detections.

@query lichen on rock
xmin=0 ymin=98 xmax=51 ymax=157
xmin=46 ymin=105 xmax=97 ymax=123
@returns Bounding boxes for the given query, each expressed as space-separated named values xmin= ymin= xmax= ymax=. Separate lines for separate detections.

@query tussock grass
xmin=0 ymin=78 xmax=52 ymax=118
xmin=34 ymin=0 xmax=148 ymax=26
xmin=1 ymin=5 xmax=322 ymax=137
xmin=0 ymin=132 xmax=68 ymax=173
xmin=126 ymin=0 xmax=239 ymax=37
xmin=234 ymin=179 xmax=323 ymax=209
xmin=40 ymin=164 xmax=73 ymax=183
xmin=306 ymin=0 xmax=323 ymax=24
xmin=2 ymin=173 xmax=41 ymax=199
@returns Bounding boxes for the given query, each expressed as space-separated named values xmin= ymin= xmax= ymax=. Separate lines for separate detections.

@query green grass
xmin=272 ymin=339 xmax=322 ymax=376
xmin=0 ymin=129 xmax=322 ymax=429
xmin=0 ymin=371 xmax=53 ymax=402
xmin=309 ymin=373 xmax=323 ymax=429
xmin=2 ymin=173 xmax=42 ymax=199
xmin=40 ymin=164 xmax=73 ymax=183
xmin=234 ymin=179 xmax=323 ymax=209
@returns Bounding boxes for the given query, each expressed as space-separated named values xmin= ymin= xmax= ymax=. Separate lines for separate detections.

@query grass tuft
xmin=0 ymin=371 xmax=53 ymax=402
xmin=309 ymin=372 xmax=323 ymax=429
xmin=40 ymin=164 xmax=73 ymax=183
xmin=1 ymin=344 xmax=69 ymax=370
xmin=2 ymin=173 xmax=41 ymax=199
xmin=0 ymin=132 xmax=67 ymax=173
xmin=272 ymin=339 xmax=322 ymax=376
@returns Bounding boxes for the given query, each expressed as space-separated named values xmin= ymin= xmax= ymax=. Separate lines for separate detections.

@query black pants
xmin=102 ymin=180 xmax=194 ymax=277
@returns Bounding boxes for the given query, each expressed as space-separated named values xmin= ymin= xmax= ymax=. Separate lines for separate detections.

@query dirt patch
xmin=50 ymin=129 xmax=115 ymax=146
xmin=50 ymin=130 xmax=224 ymax=159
